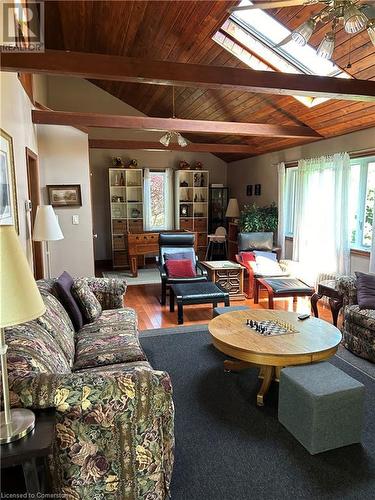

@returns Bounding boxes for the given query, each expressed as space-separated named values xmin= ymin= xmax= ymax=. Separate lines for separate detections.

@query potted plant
xmin=239 ymin=202 xmax=278 ymax=235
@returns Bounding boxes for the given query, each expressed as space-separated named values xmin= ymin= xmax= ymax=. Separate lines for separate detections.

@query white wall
xmin=229 ymin=128 xmax=375 ymax=273
xmin=37 ymin=125 xmax=95 ymax=277
xmin=46 ymin=76 xmax=228 ymax=261
xmin=0 ymin=72 xmax=40 ymax=259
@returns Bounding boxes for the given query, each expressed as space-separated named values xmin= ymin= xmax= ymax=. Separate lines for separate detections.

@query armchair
xmin=236 ymin=232 xmax=286 ymax=298
xmin=158 ymin=233 xmax=208 ymax=305
xmin=337 ymin=275 xmax=375 ymax=362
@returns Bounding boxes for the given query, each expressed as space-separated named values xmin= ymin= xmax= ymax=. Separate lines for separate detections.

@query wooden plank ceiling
xmin=44 ymin=1 xmax=375 ymax=162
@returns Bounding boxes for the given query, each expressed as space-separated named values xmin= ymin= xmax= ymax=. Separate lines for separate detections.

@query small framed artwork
xmin=254 ymin=184 xmax=262 ymax=196
xmin=47 ymin=185 xmax=82 ymax=207
xmin=0 ymin=129 xmax=19 ymax=233
xmin=246 ymin=185 xmax=253 ymax=196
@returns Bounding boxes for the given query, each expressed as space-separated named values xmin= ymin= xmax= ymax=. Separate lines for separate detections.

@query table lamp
xmin=33 ymin=205 xmax=63 ymax=279
xmin=0 ymin=225 xmax=46 ymax=444
xmin=225 ymin=198 xmax=240 ymax=222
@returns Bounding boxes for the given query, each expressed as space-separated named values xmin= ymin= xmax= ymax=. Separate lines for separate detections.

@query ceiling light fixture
xmin=317 ymin=31 xmax=335 ymax=59
xmin=343 ymin=3 xmax=368 ymax=33
xmin=159 ymin=87 xmax=188 ymax=148
xmin=291 ymin=19 xmax=316 ymax=46
xmin=366 ymin=18 xmax=375 ymax=46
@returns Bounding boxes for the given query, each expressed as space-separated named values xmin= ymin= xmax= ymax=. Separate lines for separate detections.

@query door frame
xmin=26 ymin=147 xmax=44 ymax=279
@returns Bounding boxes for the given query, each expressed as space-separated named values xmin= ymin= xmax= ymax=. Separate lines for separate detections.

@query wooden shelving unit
xmin=108 ymin=168 xmax=143 ymax=268
xmin=175 ymin=170 xmax=209 ymax=260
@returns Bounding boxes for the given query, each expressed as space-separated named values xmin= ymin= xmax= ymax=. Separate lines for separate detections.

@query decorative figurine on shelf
xmin=114 ymin=174 xmax=120 ymax=186
xmin=194 ymin=161 xmax=203 ymax=170
xmin=112 ymin=157 xmax=124 ymax=167
xmin=180 ymin=204 xmax=189 ymax=217
xmin=180 ymin=180 xmax=189 ymax=187
xmin=128 ymin=159 xmax=138 ymax=169
xmin=131 ymin=208 xmax=141 ymax=218
xmin=179 ymin=160 xmax=190 ymax=170
xmin=120 ymin=173 xmax=125 ymax=186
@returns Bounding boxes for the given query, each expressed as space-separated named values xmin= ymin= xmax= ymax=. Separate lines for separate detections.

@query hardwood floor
xmin=123 ymin=283 xmax=339 ymax=331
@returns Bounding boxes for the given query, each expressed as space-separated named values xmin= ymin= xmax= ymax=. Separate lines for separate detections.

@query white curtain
xmin=277 ymin=162 xmax=286 ymax=259
xmin=292 ymin=152 xmax=350 ymax=283
xmin=143 ymin=168 xmax=152 ymax=231
xmin=370 ymin=194 xmax=375 ymax=273
xmin=164 ymin=168 xmax=174 ymax=230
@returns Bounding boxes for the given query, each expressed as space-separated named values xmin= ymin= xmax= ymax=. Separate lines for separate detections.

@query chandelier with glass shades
xmin=159 ymin=87 xmax=188 ymax=148
xmin=230 ymin=1 xmax=375 ymax=59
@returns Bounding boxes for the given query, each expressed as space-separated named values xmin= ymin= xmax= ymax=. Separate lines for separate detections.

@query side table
xmin=201 ymin=260 xmax=245 ymax=300
xmin=1 ymin=409 xmax=55 ymax=494
xmin=311 ymin=280 xmax=343 ymax=327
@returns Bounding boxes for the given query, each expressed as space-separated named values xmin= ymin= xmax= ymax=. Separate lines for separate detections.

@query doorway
xmin=25 ymin=147 xmax=44 ymax=279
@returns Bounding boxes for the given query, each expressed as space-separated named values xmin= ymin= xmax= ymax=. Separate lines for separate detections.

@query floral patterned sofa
xmin=5 ymin=277 xmax=174 ymax=499
xmin=337 ymin=275 xmax=375 ymax=362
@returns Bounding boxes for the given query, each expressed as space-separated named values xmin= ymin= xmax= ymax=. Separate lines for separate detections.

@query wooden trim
xmin=2 ymin=50 xmax=375 ymax=102
xmin=349 ymin=149 xmax=375 ymax=159
xmin=34 ymin=101 xmax=89 ymax=134
xmin=350 ymin=248 xmax=370 ymax=257
xmin=90 ymin=139 xmax=259 ymax=154
xmin=18 ymin=73 xmax=34 ymax=103
xmin=32 ymin=110 xmax=321 ymax=139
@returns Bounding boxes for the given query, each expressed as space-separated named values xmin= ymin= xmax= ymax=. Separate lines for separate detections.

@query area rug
xmin=139 ymin=327 xmax=375 ymax=500
xmin=102 ymin=267 xmax=161 ymax=285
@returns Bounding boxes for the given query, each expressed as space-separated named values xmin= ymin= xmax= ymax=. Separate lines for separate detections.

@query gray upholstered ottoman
xmin=278 ymin=362 xmax=365 ymax=455
xmin=213 ymin=305 xmax=250 ymax=318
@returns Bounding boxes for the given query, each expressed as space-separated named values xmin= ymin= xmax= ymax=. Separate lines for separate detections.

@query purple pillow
xmin=355 ymin=271 xmax=375 ymax=310
xmin=55 ymin=271 xmax=84 ymax=330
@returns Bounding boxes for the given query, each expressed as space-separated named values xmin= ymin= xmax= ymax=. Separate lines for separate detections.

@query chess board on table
xmin=246 ymin=319 xmax=299 ymax=336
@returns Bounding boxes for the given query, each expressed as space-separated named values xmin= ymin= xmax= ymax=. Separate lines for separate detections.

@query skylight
xmin=213 ymin=0 xmax=351 ymax=108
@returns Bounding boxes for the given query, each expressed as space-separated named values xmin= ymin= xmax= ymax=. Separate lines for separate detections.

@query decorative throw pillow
xmin=55 ymin=271 xmax=84 ymax=331
xmin=253 ymin=250 xmax=278 ymax=262
xmin=72 ymin=278 xmax=102 ymax=323
xmin=164 ymin=251 xmax=195 ymax=263
xmin=355 ymin=271 xmax=375 ymax=310
xmin=240 ymin=251 xmax=256 ymax=263
xmin=165 ymin=259 xmax=196 ymax=278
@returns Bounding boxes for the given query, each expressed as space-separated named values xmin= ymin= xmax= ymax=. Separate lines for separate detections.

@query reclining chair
xmin=158 ymin=233 xmax=208 ymax=305
xmin=235 ymin=232 xmax=286 ymax=298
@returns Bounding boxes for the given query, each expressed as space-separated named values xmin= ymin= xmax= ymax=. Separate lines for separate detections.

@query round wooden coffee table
xmin=208 ymin=309 xmax=342 ymax=406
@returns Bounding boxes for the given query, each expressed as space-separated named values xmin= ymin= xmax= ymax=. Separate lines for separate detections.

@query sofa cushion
xmin=72 ymin=278 xmax=102 ymax=323
xmin=345 ymin=305 xmax=375 ymax=331
xmin=355 ymin=271 xmax=375 ymax=310
xmin=55 ymin=271 xmax=84 ymax=330
xmin=36 ymin=291 xmax=76 ymax=367
xmin=5 ymin=322 xmax=71 ymax=380
xmin=76 ymin=360 xmax=152 ymax=374
xmin=73 ymin=308 xmax=146 ymax=370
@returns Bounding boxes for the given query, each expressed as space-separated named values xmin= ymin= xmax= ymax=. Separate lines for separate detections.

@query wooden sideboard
xmin=127 ymin=230 xmax=197 ymax=277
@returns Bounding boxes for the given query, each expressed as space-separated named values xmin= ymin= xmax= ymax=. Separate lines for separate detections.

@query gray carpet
xmin=139 ymin=327 xmax=375 ymax=500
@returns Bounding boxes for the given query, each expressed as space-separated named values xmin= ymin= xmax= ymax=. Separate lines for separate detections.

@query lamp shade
xmin=33 ymin=205 xmax=64 ymax=241
xmin=225 ymin=198 xmax=240 ymax=218
xmin=0 ymin=225 xmax=46 ymax=327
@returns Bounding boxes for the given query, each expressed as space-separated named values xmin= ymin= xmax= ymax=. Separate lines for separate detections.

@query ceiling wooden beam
xmin=88 ymin=139 xmax=266 ymax=154
xmin=2 ymin=50 xmax=375 ymax=102
xmin=32 ymin=110 xmax=321 ymax=139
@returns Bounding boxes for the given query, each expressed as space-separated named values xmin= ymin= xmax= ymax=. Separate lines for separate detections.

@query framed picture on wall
xmin=0 ymin=129 xmax=19 ymax=234
xmin=47 ymin=184 xmax=82 ymax=207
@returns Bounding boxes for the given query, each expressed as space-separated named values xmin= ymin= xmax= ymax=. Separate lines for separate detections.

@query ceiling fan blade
xmin=228 ymin=1 xmax=312 ymax=13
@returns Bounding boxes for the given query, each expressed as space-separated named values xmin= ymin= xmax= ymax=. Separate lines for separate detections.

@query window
xmin=149 ymin=171 xmax=166 ymax=230
xmin=348 ymin=157 xmax=375 ymax=249
xmin=284 ymin=156 xmax=375 ymax=250
xmin=213 ymin=0 xmax=350 ymax=108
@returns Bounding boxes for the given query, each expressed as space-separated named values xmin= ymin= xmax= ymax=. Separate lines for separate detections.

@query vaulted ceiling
xmin=44 ymin=1 xmax=375 ymax=162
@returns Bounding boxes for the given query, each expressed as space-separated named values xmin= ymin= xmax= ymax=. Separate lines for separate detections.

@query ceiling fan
xmin=228 ymin=1 xmax=375 ymax=58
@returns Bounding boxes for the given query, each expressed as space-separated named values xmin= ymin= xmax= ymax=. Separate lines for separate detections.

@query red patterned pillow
xmin=165 ymin=259 xmax=196 ymax=278
xmin=240 ymin=251 xmax=256 ymax=263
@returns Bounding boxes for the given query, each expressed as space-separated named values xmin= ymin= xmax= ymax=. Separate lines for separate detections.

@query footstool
xmin=255 ymin=277 xmax=314 ymax=309
xmin=278 ymin=362 xmax=365 ymax=455
xmin=170 ymin=282 xmax=229 ymax=324
xmin=213 ymin=305 xmax=250 ymax=318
